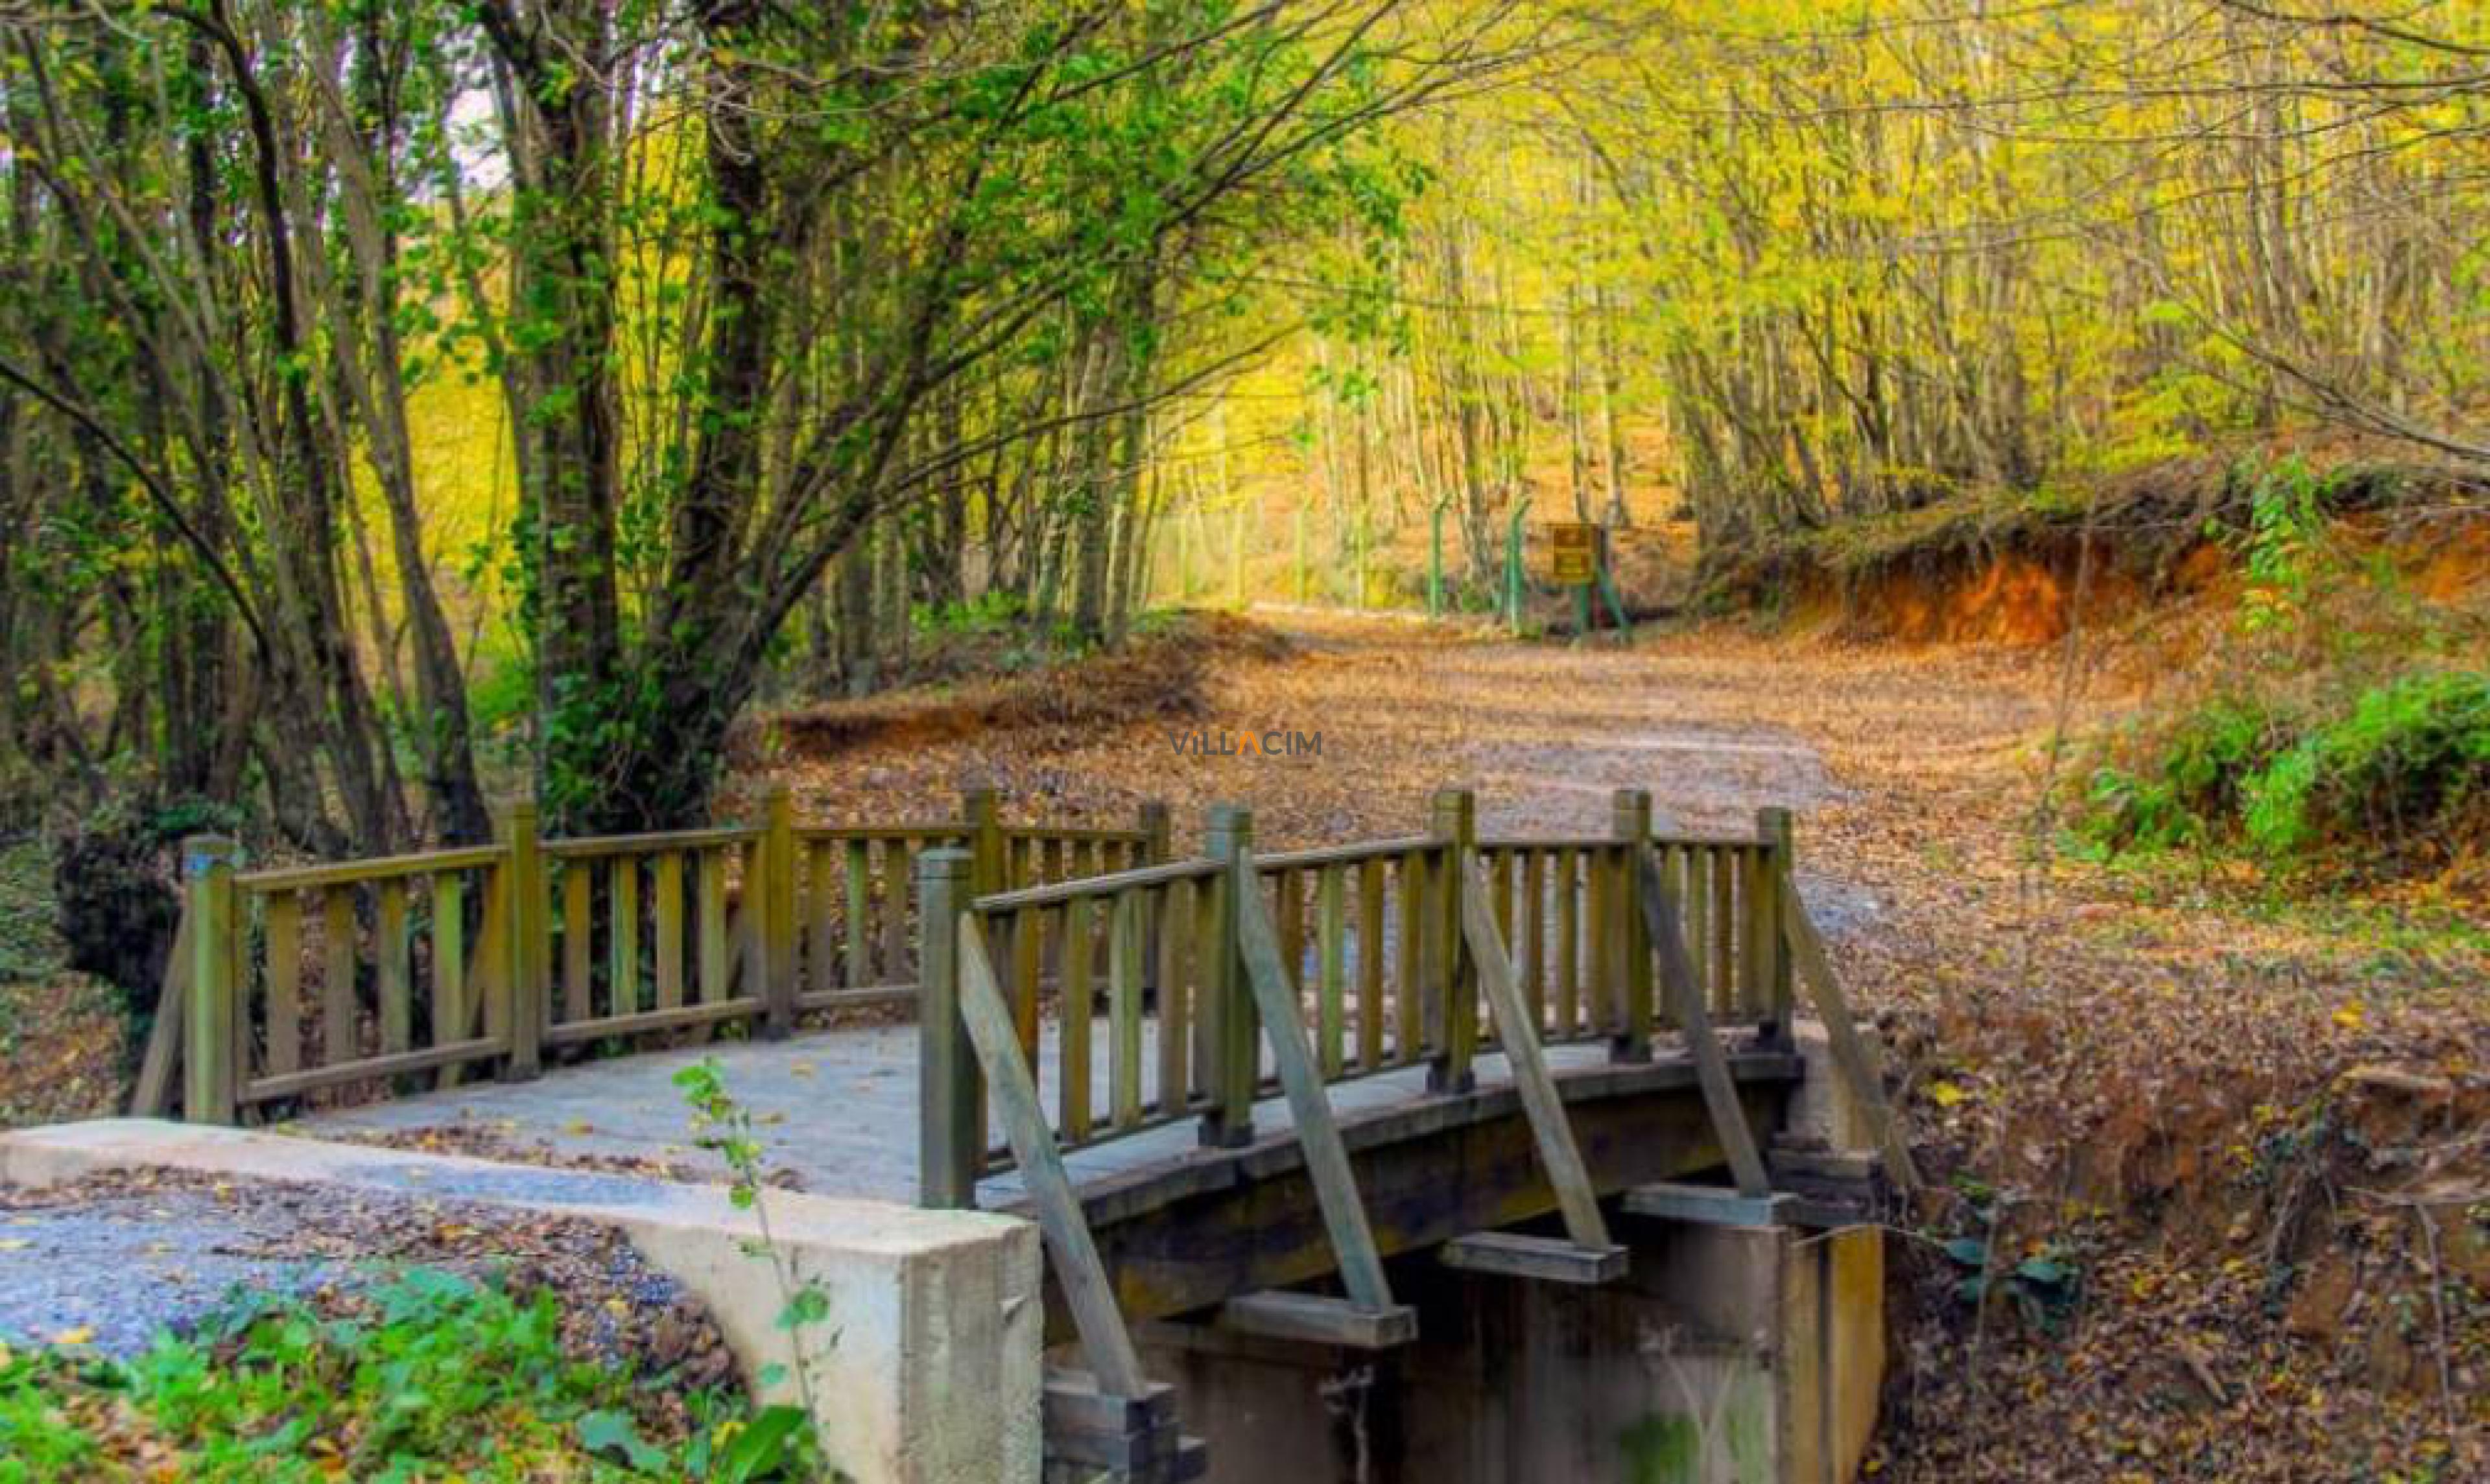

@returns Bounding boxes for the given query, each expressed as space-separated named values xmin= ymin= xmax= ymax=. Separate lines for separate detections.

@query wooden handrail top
xmin=1249 ymin=836 xmax=1439 ymax=871
xmin=1476 ymin=831 xmax=1767 ymax=853
xmin=237 ymin=845 xmax=506 ymax=891
xmin=972 ymin=856 xmax=1223 ymax=912
xmin=541 ymin=825 xmax=763 ymax=858
xmin=1001 ymin=824 xmax=1151 ymax=844
xmin=793 ymin=823 xmax=968 ymax=843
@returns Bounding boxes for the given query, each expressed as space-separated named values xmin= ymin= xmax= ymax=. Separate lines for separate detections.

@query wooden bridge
xmin=137 ymin=783 xmax=1909 ymax=1479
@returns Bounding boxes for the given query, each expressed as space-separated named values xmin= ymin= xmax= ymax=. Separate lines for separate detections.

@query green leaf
xmin=580 ymin=1408 xmax=668 ymax=1471
xmin=715 ymin=1404 xmax=810 ymax=1483
xmin=1941 ymin=1236 xmax=1989 ymax=1269
xmin=2015 ymin=1256 xmax=2072 ymax=1290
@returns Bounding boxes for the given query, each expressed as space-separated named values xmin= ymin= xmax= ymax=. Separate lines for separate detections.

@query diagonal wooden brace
xmin=1456 ymin=855 xmax=1617 ymax=1253
xmin=1778 ymin=891 xmax=1923 ymax=1192
xmin=954 ymin=916 xmax=1150 ymax=1398
xmin=1635 ymin=849 xmax=1773 ymax=1197
xmin=1234 ymin=853 xmax=1399 ymax=1313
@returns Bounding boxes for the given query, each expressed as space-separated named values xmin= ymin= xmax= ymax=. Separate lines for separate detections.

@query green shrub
xmin=2240 ymin=671 xmax=2490 ymax=862
xmin=2079 ymin=695 xmax=2285 ymax=852
xmin=2076 ymin=669 xmax=2490 ymax=875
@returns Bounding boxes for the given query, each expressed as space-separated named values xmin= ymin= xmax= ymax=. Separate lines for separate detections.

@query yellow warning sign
xmin=1548 ymin=523 xmax=1598 ymax=585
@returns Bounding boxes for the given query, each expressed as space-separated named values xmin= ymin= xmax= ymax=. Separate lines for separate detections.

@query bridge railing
xmin=916 ymin=788 xmax=1801 ymax=1205
xmin=142 ymin=786 xmax=1164 ymax=1123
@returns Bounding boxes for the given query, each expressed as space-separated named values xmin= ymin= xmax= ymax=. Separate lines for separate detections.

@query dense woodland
xmin=2 ymin=0 xmax=2485 ymax=851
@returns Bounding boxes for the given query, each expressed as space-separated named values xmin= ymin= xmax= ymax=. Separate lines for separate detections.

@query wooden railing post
xmin=495 ymin=797 xmax=545 ymax=1081
xmin=1755 ymin=807 xmax=1796 ymax=1051
xmin=1137 ymin=800 xmax=1172 ymax=1000
xmin=1611 ymin=789 xmax=1655 ymax=1063
xmin=1427 ymin=788 xmax=1476 ymax=1094
xmin=1202 ymin=804 xmax=1256 ymax=1148
xmin=761 ymin=783 xmax=799 ymax=1039
xmin=917 ymin=848 xmax=981 ymax=1208
xmin=962 ymin=781 xmax=1005 ymax=896
xmin=180 ymin=834 xmax=239 ymax=1125
xmin=1137 ymin=800 xmax=1172 ymax=864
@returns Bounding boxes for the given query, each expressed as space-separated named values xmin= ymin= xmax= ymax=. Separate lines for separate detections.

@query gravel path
xmin=0 ymin=1170 xmax=727 ymax=1377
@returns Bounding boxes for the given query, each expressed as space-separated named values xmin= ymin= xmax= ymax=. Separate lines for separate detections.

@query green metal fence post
xmin=1354 ymin=510 xmax=1369 ymax=611
xmin=1504 ymin=499 xmax=1531 ymax=634
xmin=1427 ymin=499 xmax=1446 ymax=618
xmin=1294 ymin=507 xmax=1309 ymax=605
xmin=1229 ymin=503 xmax=1245 ymax=607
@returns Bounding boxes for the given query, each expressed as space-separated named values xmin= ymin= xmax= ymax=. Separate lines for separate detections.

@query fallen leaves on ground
xmin=750 ymin=608 xmax=2490 ymax=1480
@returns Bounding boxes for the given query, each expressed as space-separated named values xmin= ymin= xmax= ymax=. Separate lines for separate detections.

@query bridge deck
xmin=294 ymin=1021 xmax=1660 ymax=1210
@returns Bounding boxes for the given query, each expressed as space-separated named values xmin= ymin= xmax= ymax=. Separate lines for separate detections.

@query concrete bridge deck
xmin=292 ymin=1019 xmax=1792 ymax=1216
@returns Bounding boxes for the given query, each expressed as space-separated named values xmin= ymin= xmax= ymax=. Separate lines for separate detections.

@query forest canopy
xmin=1 ymin=0 xmax=2484 ymax=848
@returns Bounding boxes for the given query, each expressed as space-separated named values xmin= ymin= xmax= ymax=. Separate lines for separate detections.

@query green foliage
xmin=675 ymin=1059 xmax=836 ymax=1450
xmin=0 ymin=1269 xmax=817 ymax=1481
xmin=2071 ymin=454 xmax=2489 ymax=880
xmin=1934 ymin=1199 xmax=2084 ymax=1333
xmin=2080 ymin=696 xmax=2285 ymax=853
xmin=2078 ymin=671 xmax=2490 ymax=873
xmin=2240 ymin=671 xmax=2490 ymax=862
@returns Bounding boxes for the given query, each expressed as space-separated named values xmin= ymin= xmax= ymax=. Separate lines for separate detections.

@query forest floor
xmin=3 ymin=608 xmax=2485 ymax=1479
xmin=755 ymin=608 xmax=2490 ymax=1483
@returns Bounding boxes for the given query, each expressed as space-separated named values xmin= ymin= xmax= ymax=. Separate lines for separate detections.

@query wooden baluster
xmin=322 ymin=886 xmax=357 ymax=1067
xmin=1713 ymin=847 xmax=1738 ymax=1019
xmin=1394 ymin=853 xmax=1423 ymax=1063
xmin=563 ymin=861 xmax=593 ymax=1026
xmin=881 ymin=839 xmax=912 ymax=980
xmin=264 ymin=891 xmax=302 ymax=1078
xmin=655 ymin=852 xmax=685 ymax=1011
xmin=805 ymin=842 xmax=835 ymax=999
xmin=1190 ymin=868 xmax=1220 ymax=1105
xmin=1010 ymin=905 xmax=1043 ymax=1070
xmin=610 ymin=856 xmax=641 ymax=1018
xmin=1583 ymin=845 xmax=1609 ymax=1039
xmin=1109 ymin=888 xmax=1145 ymax=1129
xmin=1318 ymin=863 xmax=1347 ymax=1079
xmin=377 ymin=880 xmax=411 ymax=1055
xmin=1062 ymin=895 xmax=1093 ymax=1143
xmin=432 ymin=871 xmax=465 ymax=1062
xmin=740 ymin=839 xmax=764 ymax=1007
xmin=1157 ymin=880 xmax=1192 ymax=1116
xmin=1613 ymin=790 xmax=1654 ymax=1063
xmin=698 ymin=847 xmax=729 ymax=1006
xmin=1683 ymin=846 xmax=1711 ymax=1016
xmin=1556 ymin=847 xmax=1581 ymax=1037
xmin=1754 ymin=808 xmax=1794 ymax=1049
xmin=1275 ymin=867 xmax=1306 ymax=1017
xmin=844 ymin=840 xmax=872 ymax=987
xmin=1356 ymin=860 xmax=1386 ymax=1070
xmin=1488 ymin=848 xmax=1514 ymax=1047
xmin=1521 ymin=849 xmax=1547 ymax=1031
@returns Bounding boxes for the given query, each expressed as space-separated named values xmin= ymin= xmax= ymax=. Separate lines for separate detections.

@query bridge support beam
xmin=1139 ymin=1216 xmax=1884 ymax=1484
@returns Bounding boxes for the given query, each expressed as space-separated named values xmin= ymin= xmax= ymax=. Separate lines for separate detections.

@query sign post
xmin=1548 ymin=522 xmax=1598 ymax=634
